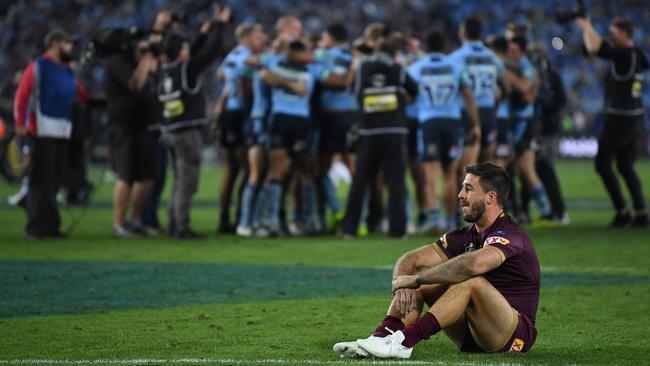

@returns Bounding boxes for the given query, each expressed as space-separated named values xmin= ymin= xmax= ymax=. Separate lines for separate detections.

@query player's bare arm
xmin=461 ymin=86 xmax=481 ymax=142
xmin=393 ymin=246 xmax=504 ymax=292
xmin=259 ymin=69 xmax=308 ymax=96
xmin=391 ymin=245 xmax=444 ymax=316
xmin=575 ymin=17 xmax=602 ymax=55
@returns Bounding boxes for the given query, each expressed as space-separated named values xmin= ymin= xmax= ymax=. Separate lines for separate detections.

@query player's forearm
xmin=414 ymin=254 xmax=477 ymax=285
xmin=463 ymin=89 xmax=480 ymax=129
xmin=577 ymin=18 xmax=602 ymax=55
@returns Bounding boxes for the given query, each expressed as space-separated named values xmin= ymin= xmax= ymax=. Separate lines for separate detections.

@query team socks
xmin=239 ymin=183 xmax=256 ymax=228
xmin=267 ymin=181 xmax=283 ymax=225
xmin=445 ymin=214 xmax=457 ymax=231
xmin=373 ymin=315 xmax=405 ymax=337
xmin=401 ymin=312 xmax=441 ymax=348
xmin=531 ymin=184 xmax=551 ymax=217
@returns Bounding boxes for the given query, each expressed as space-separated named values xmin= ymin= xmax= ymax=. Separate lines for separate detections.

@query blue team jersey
xmin=315 ymin=46 xmax=357 ymax=112
xmin=222 ymin=45 xmax=254 ymax=111
xmin=510 ymin=56 xmax=536 ymax=119
xmin=497 ymin=100 xmax=509 ymax=119
xmin=266 ymin=56 xmax=323 ymax=118
xmin=408 ymin=52 xmax=470 ymax=122
xmin=450 ymin=41 xmax=504 ymax=108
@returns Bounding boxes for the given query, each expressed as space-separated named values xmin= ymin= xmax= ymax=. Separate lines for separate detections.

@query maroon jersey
xmin=432 ymin=214 xmax=540 ymax=323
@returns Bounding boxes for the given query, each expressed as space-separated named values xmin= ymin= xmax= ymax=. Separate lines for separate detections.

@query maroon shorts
xmin=460 ymin=312 xmax=537 ymax=353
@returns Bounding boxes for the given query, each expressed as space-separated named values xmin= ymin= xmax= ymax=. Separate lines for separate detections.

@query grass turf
xmin=1 ymin=160 xmax=649 ymax=365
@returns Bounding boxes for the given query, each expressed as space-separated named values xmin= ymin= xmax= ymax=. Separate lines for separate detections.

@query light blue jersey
xmin=222 ymin=45 xmax=254 ymax=111
xmin=316 ymin=46 xmax=357 ymax=112
xmin=266 ymin=56 xmax=323 ymax=118
xmin=408 ymin=52 xmax=470 ymax=122
xmin=510 ymin=56 xmax=536 ymax=119
xmin=250 ymin=70 xmax=270 ymax=119
xmin=450 ymin=41 xmax=504 ymax=108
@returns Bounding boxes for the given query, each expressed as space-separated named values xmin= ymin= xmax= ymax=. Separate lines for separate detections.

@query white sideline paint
xmin=0 ymin=359 xmax=535 ymax=366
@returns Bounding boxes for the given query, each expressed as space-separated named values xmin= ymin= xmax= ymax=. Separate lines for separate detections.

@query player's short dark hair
xmin=612 ymin=18 xmax=634 ymax=38
xmin=288 ymin=39 xmax=307 ymax=52
xmin=464 ymin=163 xmax=510 ymax=207
xmin=326 ymin=23 xmax=348 ymax=42
xmin=425 ymin=31 xmax=445 ymax=52
xmin=488 ymin=36 xmax=508 ymax=54
xmin=463 ymin=17 xmax=482 ymax=40
xmin=509 ymin=35 xmax=527 ymax=52
xmin=163 ymin=33 xmax=187 ymax=60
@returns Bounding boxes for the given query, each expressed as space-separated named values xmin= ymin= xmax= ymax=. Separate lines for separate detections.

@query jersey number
xmin=421 ymin=80 xmax=457 ymax=106
xmin=468 ymin=66 xmax=496 ymax=96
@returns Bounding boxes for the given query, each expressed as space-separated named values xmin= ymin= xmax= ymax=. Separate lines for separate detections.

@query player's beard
xmin=59 ymin=48 xmax=74 ymax=63
xmin=463 ymin=200 xmax=486 ymax=223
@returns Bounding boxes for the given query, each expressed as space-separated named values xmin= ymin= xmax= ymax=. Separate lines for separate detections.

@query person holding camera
xmin=576 ymin=17 xmax=649 ymax=227
xmin=104 ymin=31 xmax=159 ymax=238
xmin=156 ymin=5 xmax=231 ymax=239
xmin=13 ymin=28 xmax=86 ymax=239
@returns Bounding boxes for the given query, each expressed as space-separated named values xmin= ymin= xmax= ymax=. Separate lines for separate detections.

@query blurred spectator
xmin=13 ymin=28 xmax=86 ymax=239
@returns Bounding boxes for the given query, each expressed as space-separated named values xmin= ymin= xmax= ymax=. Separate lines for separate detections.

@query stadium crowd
xmin=2 ymin=0 xmax=648 ymax=239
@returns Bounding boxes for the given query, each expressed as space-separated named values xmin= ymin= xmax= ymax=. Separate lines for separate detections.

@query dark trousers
xmin=595 ymin=116 xmax=646 ymax=212
xmin=141 ymin=140 xmax=168 ymax=228
xmin=342 ymin=134 xmax=406 ymax=237
xmin=521 ymin=135 xmax=566 ymax=218
xmin=26 ymin=138 xmax=68 ymax=236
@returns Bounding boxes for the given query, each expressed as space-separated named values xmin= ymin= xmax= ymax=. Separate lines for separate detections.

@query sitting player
xmin=334 ymin=162 xmax=540 ymax=358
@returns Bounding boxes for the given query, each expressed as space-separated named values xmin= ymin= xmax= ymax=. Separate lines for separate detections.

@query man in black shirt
xmin=104 ymin=37 xmax=159 ymax=238
xmin=156 ymin=6 xmax=230 ymax=239
xmin=577 ymin=17 xmax=649 ymax=227
xmin=341 ymin=39 xmax=418 ymax=238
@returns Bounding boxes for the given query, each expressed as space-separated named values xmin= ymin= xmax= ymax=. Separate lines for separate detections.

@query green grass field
xmin=1 ymin=160 xmax=650 ymax=366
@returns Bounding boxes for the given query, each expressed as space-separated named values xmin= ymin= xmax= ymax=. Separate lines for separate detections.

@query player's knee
xmin=615 ymin=159 xmax=634 ymax=176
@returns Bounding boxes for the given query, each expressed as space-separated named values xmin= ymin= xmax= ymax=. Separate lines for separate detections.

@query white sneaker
xmin=332 ymin=341 xmax=369 ymax=358
xmin=356 ymin=328 xmax=413 ymax=359
xmin=236 ymin=226 xmax=253 ymax=237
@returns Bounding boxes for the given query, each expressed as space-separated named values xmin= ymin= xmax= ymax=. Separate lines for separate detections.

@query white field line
xmin=0 ymin=359 xmax=549 ymax=366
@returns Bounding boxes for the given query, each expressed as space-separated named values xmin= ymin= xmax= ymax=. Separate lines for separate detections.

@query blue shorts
xmin=318 ymin=111 xmax=355 ymax=154
xmin=219 ymin=109 xmax=247 ymax=148
xmin=495 ymin=118 xmax=513 ymax=159
xmin=269 ymin=113 xmax=312 ymax=154
xmin=511 ymin=118 xmax=538 ymax=155
xmin=418 ymin=118 xmax=464 ymax=165
xmin=244 ymin=117 xmax=269 ymax=147
xmin=461 ymin=107 xmax=498 ymax=146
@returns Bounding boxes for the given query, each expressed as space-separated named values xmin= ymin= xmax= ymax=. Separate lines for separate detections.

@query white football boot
xmin=355 ymin=328 xmax=413 ymax=359
xmin=332 ymin=341 xmax=369 ymax=358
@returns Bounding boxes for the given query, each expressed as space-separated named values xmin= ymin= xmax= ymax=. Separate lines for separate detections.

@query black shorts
xmin=511 ymin=118 xmax=539 ymax=155
xmin=460 ymin=312 xmax=537 ymax=353
xmin=419 ymin=118 xmax=464 ymax=164
xmin=407 ymin=117 xmax=420 ymax=159
xmin=318 ymin=111 xmax=355 ymax=154
xmin=108 ymin=123 xmax=157 ymax=183
xmin=269 ymin=113 xmax=312 ymax=154
xmin=462 ymin=107 xmax=498 ymax=146
xmin=219 ymin=109 xmax=247 ymax=148
xmin=495 ymin=118 xmax=513 ymax=159
xmin=244 ymin=117 xmax=269 ymax=147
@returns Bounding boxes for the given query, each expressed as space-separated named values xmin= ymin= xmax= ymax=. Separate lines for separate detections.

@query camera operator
xmin=104 ymin=30 xmax=159 ymax=238
xmin=156 ymin=5 xmax=231 ymax=239
xmin=576 ymin=16 xmax=649 ymax=227
xmin=13 ymin=28 xmax=86 ymax=239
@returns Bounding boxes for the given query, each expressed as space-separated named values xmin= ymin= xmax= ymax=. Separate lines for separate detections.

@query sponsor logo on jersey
xmin=484 ymin=236 xmax=510 ymax=246
xmin=509 ymin=338 xmax=524 ymax=352
xmin=439 ymin=234 xmax=448 ymax=248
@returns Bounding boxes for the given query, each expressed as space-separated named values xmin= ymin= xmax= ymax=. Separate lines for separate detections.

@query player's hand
xmin=575 ymin=17 xmax=591 ymax=29
xmin=393 ymin=289 xmax=418 ymax=317
xmin=15 ymin=125 xmax=28 ymax=138
xmin=392 ymin=275 xmax=420 ymax=293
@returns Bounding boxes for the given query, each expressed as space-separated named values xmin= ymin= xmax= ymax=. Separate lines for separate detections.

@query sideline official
xmin=577 ymin=17 xmax=649 ymax=227
xmin=341 ymin=39 xmax=418 ymax=238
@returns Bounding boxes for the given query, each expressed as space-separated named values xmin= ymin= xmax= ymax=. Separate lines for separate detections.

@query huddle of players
xmin=217 ymin=15 xmax=554 ymax=238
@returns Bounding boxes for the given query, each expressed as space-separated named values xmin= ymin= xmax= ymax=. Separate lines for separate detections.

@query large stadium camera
xmin=84 ymin=27 xmax=156 ymax=59
xmin=555 ymin=0 xmax=587 ymax=24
